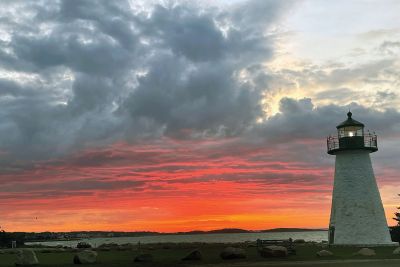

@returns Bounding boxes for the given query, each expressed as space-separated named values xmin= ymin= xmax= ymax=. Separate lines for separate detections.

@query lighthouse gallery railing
xmin=327 ymin=134 xmax=377 ymax=153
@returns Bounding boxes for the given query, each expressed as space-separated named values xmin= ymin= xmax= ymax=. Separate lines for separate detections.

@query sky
xmin=0 ymin=0 xmax=399 ymax=232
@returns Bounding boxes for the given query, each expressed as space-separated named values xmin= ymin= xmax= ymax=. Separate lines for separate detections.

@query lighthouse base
xmin=329 ymin=150 xmax=393 ymax=246
xmin=329 ymin=242 xmax=398 ymax=247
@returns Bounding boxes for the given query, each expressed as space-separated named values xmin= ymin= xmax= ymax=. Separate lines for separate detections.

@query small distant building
xmin=326 ymin=112 xmax=395 ymax=246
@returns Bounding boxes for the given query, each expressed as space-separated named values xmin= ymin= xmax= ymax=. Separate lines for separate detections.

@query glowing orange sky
xmin=1 ymin=0 xmax=400 ymax=234
xmin=0 ymin=138 xmax=397 ymax=232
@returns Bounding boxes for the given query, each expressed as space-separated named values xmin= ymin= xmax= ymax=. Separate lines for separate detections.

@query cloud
xmin=0 ymin=0 xmax=293 ymax=161
xmin=5 ymin=0 xmax=399 ymax=164
xmin=1 ymin=0 xmax=400 ymax=232
xmin=0 ymin=0 xmax=400 ymax=170
xmin=379 ymin=41 xmax=400 ymax=55
xmin=252 ymin=98 xmax=400 ymax=143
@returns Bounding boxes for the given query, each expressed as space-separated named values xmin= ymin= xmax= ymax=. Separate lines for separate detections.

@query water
xmin=27 ymin=231 xmax=328 ymax=247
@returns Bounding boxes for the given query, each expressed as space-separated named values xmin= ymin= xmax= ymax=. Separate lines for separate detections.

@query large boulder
xmin=134 ymin=254 xmax=153 ymax=262
xmin=259 ymin=245 xmax=288 ymax=258
xmin=316 ymin=250 xmax=334 ymax=257
xmin=15 ymin=249 xmax=39 ymax=266
xmin=354 ymin=248 xmax=376 ymax=256
xmin=182 ymin=249 xmax=202 ymax=261
xmin=220 ymin=247 xmax=246 ymax=260
xmin=393 ymin=247 xmax=400 ymax=254
xmin=73 ymin=250 xmax=98 ymax=264
xmin=76 ymin=242 xmax=92 ymax=249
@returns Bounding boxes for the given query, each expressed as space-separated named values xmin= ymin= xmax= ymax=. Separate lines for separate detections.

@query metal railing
xmin=327 ymin=134 xmax=377 ymax=153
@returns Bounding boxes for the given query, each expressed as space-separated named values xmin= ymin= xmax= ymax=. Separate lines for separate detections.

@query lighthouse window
xmin=338 ymin=126 xmax=363 ymax=138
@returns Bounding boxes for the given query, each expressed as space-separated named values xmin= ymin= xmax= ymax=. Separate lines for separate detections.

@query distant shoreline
xmin=26 ymin=229 xmax=329 ymax=245
xmin=23 ymin=228 xmax=328 ymax=242
xmin=171 ymin=228 xmax=328 ymax=235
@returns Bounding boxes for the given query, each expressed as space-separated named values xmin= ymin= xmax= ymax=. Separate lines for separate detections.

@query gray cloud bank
xmin=0 ymin=0 xmax=399 ymax=163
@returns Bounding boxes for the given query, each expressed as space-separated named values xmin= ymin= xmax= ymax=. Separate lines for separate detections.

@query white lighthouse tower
xmin=327 ymin=112 xmax=394 ymax=246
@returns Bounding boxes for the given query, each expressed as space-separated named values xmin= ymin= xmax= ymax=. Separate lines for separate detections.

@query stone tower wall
xmin=329 ymin=150 xmax=393 ymax=245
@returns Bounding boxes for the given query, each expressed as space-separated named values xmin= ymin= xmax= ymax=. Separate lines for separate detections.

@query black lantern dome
xmin=327 ymin=112 xmax=377 ymax=155
xmin=337 ymin=111 xmax=364 ymax=128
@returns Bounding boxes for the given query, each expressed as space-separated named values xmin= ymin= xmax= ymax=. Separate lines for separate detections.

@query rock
xmin=354 ymin=248 xmax=376 ymax=256
xmin=393 ymin=247 xmax=400 ymax=254
xmin=76 ymin=242 xmax=92 ymax=249
xmin=316 ymin=250 xmax=334 ymax=257
xmin=134 ymin=253 xmax=153 ymax=262
xmin=220 ymin=247 xmax=246 ymax=260
xmin=73 ymin=250 xmax=98 ymax=264
xmin=259 ymin=245 xmax=288 ymax=258
xmin=294 ymin=239 xmax=306 ymax=244
xmin=15 ymin=249 xmax=39 ymax=266
xmin=182 ymin=250 xmax=202 ymax=261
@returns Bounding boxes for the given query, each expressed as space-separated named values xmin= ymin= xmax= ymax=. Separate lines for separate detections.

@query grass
xmin=0 ymin=243 xmax=399 ymax=267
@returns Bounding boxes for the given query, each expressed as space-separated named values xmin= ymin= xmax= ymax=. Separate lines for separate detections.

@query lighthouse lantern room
xmin=327 ymin=112 xmax=377 ymax=154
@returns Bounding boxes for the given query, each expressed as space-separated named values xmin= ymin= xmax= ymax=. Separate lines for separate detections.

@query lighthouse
xmin=327 ymin=112 xmax=394 ymax=246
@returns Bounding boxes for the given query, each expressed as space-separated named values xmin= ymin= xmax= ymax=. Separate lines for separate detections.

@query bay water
xmin=27 ymin=231 xmax=328 ymax=247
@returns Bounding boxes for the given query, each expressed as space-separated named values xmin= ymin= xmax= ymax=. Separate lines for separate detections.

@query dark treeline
xmin=0 ymin=230 xmax=25 ymax=248
xmin=391 ymin=202 xmax=400 ymax=242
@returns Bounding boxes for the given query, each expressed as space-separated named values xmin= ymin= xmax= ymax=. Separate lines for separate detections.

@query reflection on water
xmin=27 ymin=231 xmax=328 ymax=247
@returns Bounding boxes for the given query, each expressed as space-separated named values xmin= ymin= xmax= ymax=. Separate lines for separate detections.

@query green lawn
xmin=0 ymin=243 xmax=399 ymax=267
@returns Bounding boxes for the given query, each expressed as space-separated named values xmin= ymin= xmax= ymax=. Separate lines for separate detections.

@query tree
xmin=390 ymin=195 xmax=400 ymax=242
xmin=394 ymin=208 xmax=400 ymax=225
xmin=0 ymin=230 xmax=25 ymax=248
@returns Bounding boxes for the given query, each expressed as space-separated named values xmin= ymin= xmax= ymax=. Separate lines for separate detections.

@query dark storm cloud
xmin=1 ymin=0 xmax=399 ymax=165
xmin=0 ymin=79 xmax=37 ymax=97
xmin=143 ymin=4 xmax=227 ymax=62
xmin=122 ymin=54 xmax=262 ymax=136
xmin=0 ymin=0 xmax=290 ymax=161
xmin=119 ymin=0 xmax=290 ymax=136
xmin=252 ymin=97 xmax=400 ymax=143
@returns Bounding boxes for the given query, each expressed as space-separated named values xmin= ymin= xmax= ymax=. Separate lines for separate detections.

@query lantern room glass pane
xmin=338 ymin=126 xmax=363 ymax=138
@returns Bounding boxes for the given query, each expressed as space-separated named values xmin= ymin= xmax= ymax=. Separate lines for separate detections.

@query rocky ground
xmin=0 ymin=241 xmax=399 ymax=266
